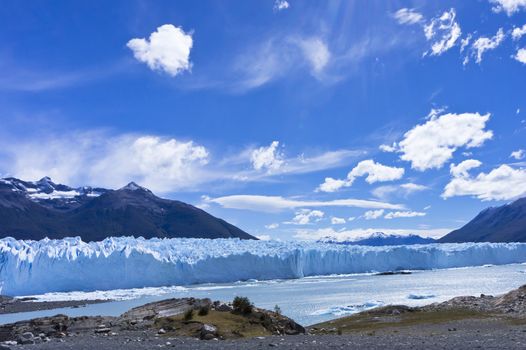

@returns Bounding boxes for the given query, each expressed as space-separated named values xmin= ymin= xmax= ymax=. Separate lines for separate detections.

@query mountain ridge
xmin=0 ymin=177 xmax=255 ymax=241
xmin=440 ymin=197 xmax=526 ymax=243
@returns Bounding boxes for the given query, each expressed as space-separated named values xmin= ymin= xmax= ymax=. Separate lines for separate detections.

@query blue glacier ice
xmin=1 ymin=236 xmax=526 ymax=296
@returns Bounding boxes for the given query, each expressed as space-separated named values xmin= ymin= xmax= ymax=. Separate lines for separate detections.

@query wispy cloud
xmin=0 ymin=129 xmax=365 ymax=193
xmin=207 ymin=194 xmax=404 ymax=213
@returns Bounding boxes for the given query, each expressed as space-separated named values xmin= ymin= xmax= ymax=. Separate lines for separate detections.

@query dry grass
xmin=309 ymin=307 xmax=498 ymax=334
xmin=154 ymin=310 xmax=272 ymax=339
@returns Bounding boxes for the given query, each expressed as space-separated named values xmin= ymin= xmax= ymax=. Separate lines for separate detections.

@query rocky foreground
xmin=1 ymin=286 xmax=526 ymax=349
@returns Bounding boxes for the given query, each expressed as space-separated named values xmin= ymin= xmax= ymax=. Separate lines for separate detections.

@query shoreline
xmin=0 ymin=296 xmax=110 ymax=315
xmin=0 ymin=285 xmax=525 ymax=349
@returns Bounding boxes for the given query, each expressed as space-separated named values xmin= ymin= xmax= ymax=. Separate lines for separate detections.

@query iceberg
xmin=1 ymin=237 xmax=526 ymax=296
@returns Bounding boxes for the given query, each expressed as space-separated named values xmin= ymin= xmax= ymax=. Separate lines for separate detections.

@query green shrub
xmin=232 ymin=296 xmax=253 ymax=314
xmin=198 ymin=305 xmax=210 ymax=316
xmin=183 ymin=308 xmax=194 ymax=321
xmin=274 ymin=304 xmax=282 ymax=315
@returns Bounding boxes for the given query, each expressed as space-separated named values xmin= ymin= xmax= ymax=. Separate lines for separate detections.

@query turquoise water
xmin=2 ymin=263 xmax=525 ymax=326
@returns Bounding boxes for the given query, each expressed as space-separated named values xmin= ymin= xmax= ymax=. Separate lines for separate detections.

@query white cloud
xmin=350 ymin=160 xmax=405 ymax=183
xmin=460 ymin=34 xmax=472 ymax=53
xmin=515 ymin=48 xmax=526 ymax=64
xmin=443 ymin=164 xmax=526 ymax=200
xmin=265 ymin=223 xmax=280 ymax=230
xmin=317 ymin=160 xmax=404 ymax=192
xmin=232 ymin=36 xmax=331 ymax=90
xmin=372 ymin=183 xmax=428 ymax=200
xmin=384 ymin=210 xmax=426 ymax=219
xmin=251 ymin=141 xmax=284 ymax=172
xmin=470 ymin=28 xmax=505 ymax=64
xmin=449 ymin=159 xmax=482 ymax=178
xmin=379 ymin=144 xmax=397 ymax=152
xmin=348 ymin=216 xmax=356 ymax=221
xmin=331 ymin=217 xmax=346 ymax=225
xmin=316 ymin=177 xmax=349 ymax=193
xmin=512 ymin=24 xmax=526 ymax=40
xmin=294 ymin=227 xmax=450 ymax=241
xmin=127 ymin=24 xmax=193 ymax=77
xmin=364 ymin=209 xmax=385 ymax=220
xmin=393 ymin=112 xmax=492 ymax=171
xmin=490 ymin=0 xmax=526 ymax=15
xmin=297 ymin=38 xmax=331 ymax=75
xmin=273 ymin=0 xmax=290 ymax=11
xmin=400 ymin=183 xmax=428 ymax=192
xmin=393 ymin=8 xmax=424 ymax=25
xmin=288 ymin=209 xmax=324 ymax=225
xmin=256 ymin=235 xmax=272 ymax=240
xmin=0 ymin=131 xmax=210 ymax=193
xmin=207 ymin=195 xmax=404 ymax=213
xmin=424 ymin=9 xmax=462 ymax=56
xmin=511 ymin=149 xmax=525 ymax=160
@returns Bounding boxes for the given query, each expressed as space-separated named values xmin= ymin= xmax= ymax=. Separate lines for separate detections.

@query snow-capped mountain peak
xmin=0 ymin=176 xmax=107 ymax=209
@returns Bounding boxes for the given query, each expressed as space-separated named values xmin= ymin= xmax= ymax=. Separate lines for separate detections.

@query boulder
xmin=200 ymin=324 xmax=218 ymax=340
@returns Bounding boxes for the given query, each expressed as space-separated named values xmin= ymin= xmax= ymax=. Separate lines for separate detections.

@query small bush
xmin=232 ymin=296 xmax=253 ymax=314
xmin=274 ymin=304 xmax=282 ymax=315
xmin=183 ymin=308 xmax=194 ymax=321
xmin=198 ymin=305 xmax=210 ymax=316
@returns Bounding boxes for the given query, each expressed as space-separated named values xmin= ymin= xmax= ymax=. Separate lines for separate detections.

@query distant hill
xmin=440 ymin=197 xmax=526 ymax=243
xmin=319 ymin=232 xmax=436 ymax=246
xmin=0 ymin=177 xmax=255 ymax=241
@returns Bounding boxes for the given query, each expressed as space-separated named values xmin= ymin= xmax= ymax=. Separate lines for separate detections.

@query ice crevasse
xmin=1 ymin=236 xmax=526 ymax=296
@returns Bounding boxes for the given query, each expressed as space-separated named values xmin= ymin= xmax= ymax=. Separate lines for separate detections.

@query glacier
xmin=1 ymin=236 xmax=526 ymax=296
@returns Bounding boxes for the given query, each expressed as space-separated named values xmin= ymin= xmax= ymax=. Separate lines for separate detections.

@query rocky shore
xmin=1 ymin=285 xmax=526 ymax=349
xmin=0 ymin=296 xmax=108 ymax=315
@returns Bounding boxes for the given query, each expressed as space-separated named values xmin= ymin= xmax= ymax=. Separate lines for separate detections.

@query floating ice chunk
xmin=407 ymin=293 xmax=436 ymax=300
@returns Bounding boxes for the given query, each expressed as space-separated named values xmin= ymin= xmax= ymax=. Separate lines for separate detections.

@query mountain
xmin=319 ymin=232 xmax=436 ymax=246
xmin=439 ymin=197 xmax=526 ymax=243
xmin=0 ymin=177 xmax=255 ymax=241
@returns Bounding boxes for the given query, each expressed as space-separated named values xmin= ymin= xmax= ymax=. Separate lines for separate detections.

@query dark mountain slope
xmin=439 ymin=197 xmax=526 ymax=243
xmin=0 ymin=178 xmax=255 ymax=241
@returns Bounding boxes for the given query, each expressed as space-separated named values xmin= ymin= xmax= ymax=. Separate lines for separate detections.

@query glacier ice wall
xmin=1 ymin=237 xmax=526 ymax=296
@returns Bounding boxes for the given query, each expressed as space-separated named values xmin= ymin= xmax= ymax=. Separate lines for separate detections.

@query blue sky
xmin=0 ymin=0 xmax=525 ymax=240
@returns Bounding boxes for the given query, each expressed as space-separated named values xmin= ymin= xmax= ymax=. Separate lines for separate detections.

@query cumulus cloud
xmin=384 ymin=210 xmax=426 ymax=219
xmin=393 ymin=8 xmax=424 ymax=25
xmin=286 ymin=209 xmax=324 ymax=225
xmin=490 ymin=0 xmax=526 ymax=15
xmin=424 ymin=9 xmax=462 ymax=56
xmin=0 ymin=131 xmax=209 ymax=193
xmin=515 ymin=48 xmax=526 ymax=64
xmin=317 ymin=160 xmax=404 ymax=192
xmin=294 ymin=227 xmax=450 ymax=241
xmin=364 ymin=209 xmax=385 ymax=220
xmin=273 ymin=0 xmax=290 ymax=11
xmin=449 ymin=159 xmax=483 ymax=178
xmin=390 ymin=112 xmax=492 ymax=171
xmin=443 ymin=164 xmax=526 ymax=200
xmin=207 ymin=195 xmax=404 ymax=213
xmin=511 ymin=149 xmax=525 ymax=160
xmin=512 ymin=24 xmax=526 ymax=40
xmin=470 ymin=28 xmax=505 ymax=64
xmin=331 ymin=217 xmax=346 ymax=225
xmin=127 ymin=24 xmax=193 ymax=77
xmin=316 ymin=177 xmax=349 ymax=193
xmin=251 ymin=141 xmax=284 ymax=172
